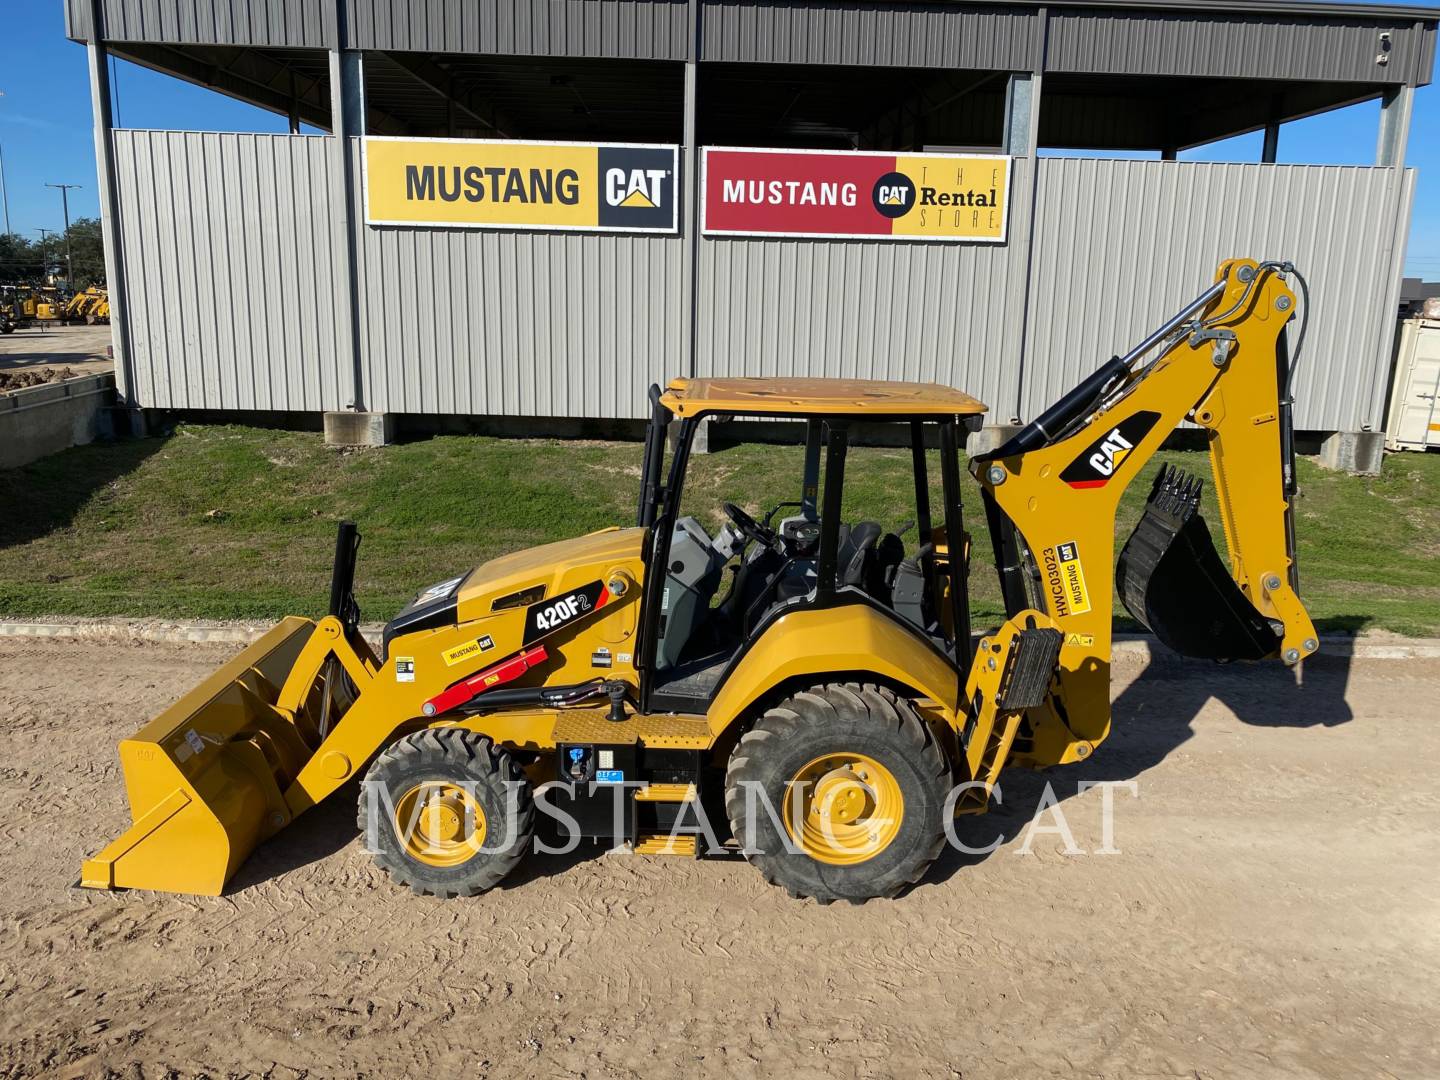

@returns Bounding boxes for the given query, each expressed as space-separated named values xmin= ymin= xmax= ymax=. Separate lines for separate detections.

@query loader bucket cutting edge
xmin=80 ymin=616 xmax=323 ymax=896
xmin=1116 ymin=465 xmax=1281 ymax=662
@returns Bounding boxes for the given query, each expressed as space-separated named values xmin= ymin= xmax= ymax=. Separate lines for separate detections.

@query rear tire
xmin=724 ymin=683 xmax=950 ymax=904
xmin=359 ymin=728 xmax=533 ymax=897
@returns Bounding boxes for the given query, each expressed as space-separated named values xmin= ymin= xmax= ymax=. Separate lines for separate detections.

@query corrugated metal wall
xmin=348 ymin=139 xmax=684 ymax=418
xmin=1047 ymin=8 xmax=1434 ymax=84
xmin=345 ymin=0 xmax=689 ymax=59
xmin=108 ymin=137 xmax=1415 ymax=431
xmin=72 ymin=0 xmax=334 ymax=47
xmin=64 ymin=0 xmax=91 ymax=41
xmin=700 ymin=0 xmax=1040 ymax=68
xmin=1023 ymin=157 xmax=1417 ymax=431
xmin=695 ymin=157 xmax=1034 ymax=422
xmin=111 ymin=131 xmax=351 ymax=411
xmin=65 ymin=0 xmax=687 ymax=55
xmin=65 ymin=1 xmax=1437 ymax=86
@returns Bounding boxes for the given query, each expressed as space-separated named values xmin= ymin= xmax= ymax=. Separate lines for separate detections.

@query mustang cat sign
xmin=364 ymin=137 xmax=678 ymax=233
xmin=702 ymin=146 xmax=1011 ymax=242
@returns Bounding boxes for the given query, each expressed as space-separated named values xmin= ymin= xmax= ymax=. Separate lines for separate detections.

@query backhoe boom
xmin=976 ymin=259 xmax=1318 ymax=767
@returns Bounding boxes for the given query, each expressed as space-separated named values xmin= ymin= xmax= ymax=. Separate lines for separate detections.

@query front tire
xmin=359 ymin=728 xmax=533 ymax=897
xmin=724 ymin=683 xmax=950 ymax=903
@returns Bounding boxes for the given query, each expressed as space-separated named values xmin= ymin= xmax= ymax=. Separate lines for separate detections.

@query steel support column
xmin=288 ymin=70 xmax=301 ymax=134
xmin=1002 ymin=72 xmax=1040 ymax=157
xmin=1365 ymin=82 xmax=1417 ymax=433
xmin=683 ymin=0 xmax=702 ymax=382
xmin=1006 ymin=65 xmax=1045 ymax=428
xmin=1376 ymin=83 xmax=1414 ymax=167
xmin=84 ymin=1 xmax=135 ymax=408
xmin=328 ymin=25 xmax=365 ymax=411
xmin=1261 ymin=121 xmax=1279 ymax=163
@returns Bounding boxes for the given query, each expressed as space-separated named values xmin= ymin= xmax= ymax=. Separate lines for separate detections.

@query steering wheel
xmin=722 ymin=502 xmax=779 ymax=551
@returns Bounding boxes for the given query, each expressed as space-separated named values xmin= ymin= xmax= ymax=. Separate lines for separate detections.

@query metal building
xmin=67 ymin=0 xmax=1437 ymax=454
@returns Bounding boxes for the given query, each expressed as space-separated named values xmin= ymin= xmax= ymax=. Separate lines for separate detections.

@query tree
xmin=0 ymin=219 xmax=107 ymax=288
xmin=0 ymin=233 xmax=44 ymax=285
xmin=65 ymin=218 xmax=107 ymax=287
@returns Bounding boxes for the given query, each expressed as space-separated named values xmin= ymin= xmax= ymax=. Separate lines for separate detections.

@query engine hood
xmin=382 ymin=527 xmax=646 ymax=657
xmin=455 ymin=527 xmax=646 ymax=622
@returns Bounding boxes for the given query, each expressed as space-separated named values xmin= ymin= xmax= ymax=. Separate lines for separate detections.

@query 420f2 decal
xmin=522 ymin=580 xmax=611 ymax=645
xmin=1060 ymin=411 xmax=1161 ymax=489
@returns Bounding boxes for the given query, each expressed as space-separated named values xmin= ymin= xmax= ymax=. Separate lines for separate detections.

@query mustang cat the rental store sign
xmin=363 ymin=137 xmax=679 ymax=233
xmin=702 ymin=146 xmax=1012 ymax=242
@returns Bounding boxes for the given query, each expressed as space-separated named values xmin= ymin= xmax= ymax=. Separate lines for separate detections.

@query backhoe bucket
xmin=1117 ymin=465 xmax=1281 ymax=662
xmin=80 ymin=617 xmax=329 ymax=895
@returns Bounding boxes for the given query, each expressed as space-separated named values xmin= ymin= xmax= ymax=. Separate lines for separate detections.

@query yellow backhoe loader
xmin=61 ymin=288 xmax=109 ymax=325
xmin=81 ymin=258 xmax=1318 ymax=903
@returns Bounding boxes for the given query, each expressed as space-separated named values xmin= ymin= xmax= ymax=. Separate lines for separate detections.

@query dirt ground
xmin=0 ymin=324 xmax=114 ymax=377
xmin=0 ymin=366 xmax=80 ymax=392
xmin=0 ymin=637 xmax=1435 ymax=1079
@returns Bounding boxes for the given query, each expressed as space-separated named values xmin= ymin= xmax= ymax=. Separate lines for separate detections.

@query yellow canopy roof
xmin=659 ymin=377 xmax=987 ymax=418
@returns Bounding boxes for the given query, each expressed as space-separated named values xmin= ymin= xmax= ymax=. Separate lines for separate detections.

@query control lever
xmin=605 ymin=680 xmax=629 ymax=723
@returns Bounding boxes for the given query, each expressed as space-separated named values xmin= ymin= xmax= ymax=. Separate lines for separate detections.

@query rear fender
xmin=705 ymin=603 xmax=963 ymax=740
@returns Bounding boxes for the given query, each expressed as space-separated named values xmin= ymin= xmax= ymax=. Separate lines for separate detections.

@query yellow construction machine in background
xmin=81 ymin=258 xmax=1319 ymax=904
xmin=0 ymin=285 xmax=108 ymax=330
xmin=62 ymin=287 xmax=110 ymax=324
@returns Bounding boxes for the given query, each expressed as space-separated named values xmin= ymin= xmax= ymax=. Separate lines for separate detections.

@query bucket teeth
xmin=1149 ymin=464 xmax=1203 ymax=521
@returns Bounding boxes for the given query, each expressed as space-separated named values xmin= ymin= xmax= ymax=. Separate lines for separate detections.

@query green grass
xmin=1 ymin=423 xmax=1437 ymax=636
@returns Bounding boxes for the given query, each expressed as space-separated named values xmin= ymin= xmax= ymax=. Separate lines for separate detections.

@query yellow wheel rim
xmin=394 ymin=782 xmax=487 ymax=868
xmin=782 ymin=753 xmax=904 ymax=866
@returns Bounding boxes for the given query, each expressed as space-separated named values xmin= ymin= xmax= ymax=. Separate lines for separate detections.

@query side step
xmin=957 ymin=619 xmax=1063 ymax=814
xmin=634 ymin=783 xmax=702 ymax=856
xmin=634 ymin=834 xmax=699 ymax=857
xmin=997 ymin=626 xmax=1063 ymax=711
xmin=634 ymin=783 xmax=696 ymax=803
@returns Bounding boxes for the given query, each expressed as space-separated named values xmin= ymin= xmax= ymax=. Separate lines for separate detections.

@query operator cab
xmin=634 ymin=378 xmax=987 ymax=713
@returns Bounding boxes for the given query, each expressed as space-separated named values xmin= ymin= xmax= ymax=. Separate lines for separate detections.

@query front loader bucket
xmin=81 ymin=617 xmax=326 ymax=896
xmin=1117 ymin=466 xmax=1281 ymax=662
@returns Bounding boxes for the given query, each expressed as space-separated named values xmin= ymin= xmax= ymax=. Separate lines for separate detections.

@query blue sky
xmin=1 ymin=1 xmax=1437 ymax=277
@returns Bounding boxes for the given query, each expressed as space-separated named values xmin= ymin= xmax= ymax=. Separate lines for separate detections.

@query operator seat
xmin=727 ymin=544 xmax=786 ymax=637
xmin=837 ymin=523 xmax=905 ymax=603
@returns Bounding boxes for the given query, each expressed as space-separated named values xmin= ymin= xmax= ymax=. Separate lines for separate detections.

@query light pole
xmin=46 ymin=183 xmax=82 ymax=286
xmin=0 ymin=142 xmax=11 ymax=236
xmin=0 ymin=90 xmax=11 ymax=236
xmin=35 ymin=228 xmax=55 ymax=277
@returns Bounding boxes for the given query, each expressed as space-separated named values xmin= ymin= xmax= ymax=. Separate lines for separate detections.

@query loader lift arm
xmin=975 ymin=258 xmax=1318 ymax=768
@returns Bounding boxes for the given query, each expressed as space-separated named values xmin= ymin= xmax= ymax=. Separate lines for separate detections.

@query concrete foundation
xmin=966 ymin=424 xmax=1025 ymax=458
xmin=1317 ymin=430 xmax=1384 ymax=476
xmin=105 ymin=406 xmax=151 ymax=439
xmin=691 ymin=416 xmax=712 ymax=454
xmin=324 ymin=411 xmax=394 ymax=447
xmin=0 ymin=372 xmax=116 ymax=470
